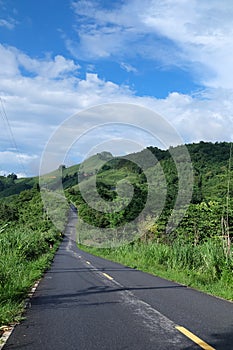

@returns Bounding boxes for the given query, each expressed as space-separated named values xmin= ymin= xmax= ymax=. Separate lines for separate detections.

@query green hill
xmin=1 ymin=142 xmax=232 ymax=208
xmin=0 ymin=174 xmax=37 ymax=199
xmin=65 ymin=141 xmax=232 ymax=247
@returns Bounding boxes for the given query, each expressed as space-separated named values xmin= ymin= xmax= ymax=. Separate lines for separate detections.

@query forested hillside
xmin=66 ymin=141 xmax=233 ymax=245
xmin=66 ymin=141 xmax=233 ymax=300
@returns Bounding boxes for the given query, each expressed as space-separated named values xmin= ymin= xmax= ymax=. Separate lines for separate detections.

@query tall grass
xmin=80 ymin=238 xmax=233 ymax=300
xmin=0 ymin=226 xmax=61 ymax=327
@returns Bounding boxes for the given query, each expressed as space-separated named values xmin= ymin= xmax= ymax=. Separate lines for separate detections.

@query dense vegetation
xmin=67 ymin=142 xmax=233 ymax=245
xmin=0 ymin=185 xmax=68 ymax=329
xmin=0 ymin=174 xmax=36 ymax=199
xmin=66 ymin=142 xmax=233 ymax=300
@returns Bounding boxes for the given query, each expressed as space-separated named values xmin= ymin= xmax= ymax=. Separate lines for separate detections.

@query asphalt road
xmin=3 ymin=210 xmax=233 ymax=350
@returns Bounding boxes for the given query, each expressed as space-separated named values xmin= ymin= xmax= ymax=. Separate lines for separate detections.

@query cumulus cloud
xmin=0 ymin=45 xmax=80 ymax=79
xmin=0 ymin=150 xmax=38 ymax=177
xmin=0 ymin=42 xmax=232 ymax=176
xmin=0 ymin=150 xmax=37 ymax=164
xmin=17 ymin=53 xmax=80 ymax=79
xmin=0 ymin=45 xmax=134 ymax=174
xmin=138 ymin=89 xmax=233 ymax=143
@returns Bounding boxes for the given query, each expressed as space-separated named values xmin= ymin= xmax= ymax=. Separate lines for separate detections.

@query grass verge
xmin=0 ymin=228 xmax=62 ymax=328
xmin=79 ymin=238 xmax=233 ymax=301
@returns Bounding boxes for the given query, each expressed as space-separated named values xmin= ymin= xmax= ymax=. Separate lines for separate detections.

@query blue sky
xmin=0 ymin=0 xmax=233 ymax=176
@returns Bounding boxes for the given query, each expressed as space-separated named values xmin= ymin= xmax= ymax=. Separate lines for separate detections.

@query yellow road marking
xmin=176 ymin=326 xmax=215 ymax=350
xmin=86 ymin=261 xmax=91 ymax=265
xmin=102 ymin=273 xmax=113 ymax=280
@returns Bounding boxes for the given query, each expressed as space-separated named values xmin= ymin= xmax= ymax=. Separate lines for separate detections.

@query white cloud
xmin=0 ymin=45 xmax=80 ymax=79
xmin=69 ymin=0 xmax=150 ymax=60
xmin=0 ymin=170 xmax=27 ymax=178
xmin=0 ymin=45 xmax=134 ymax=174
xmin=0 ymin=170 xmax=8 ymax=176
xmin=17 ymin=53 xmax=80 ymax=79
xmin=71 ymin=0 xmax=233 ymax=89
xmin=141 ymin=0 xmax=233 ymax=89
xmin=0 ymin=43 xmax=232 ymax=176
xmin=139 ymin=89 xmax=233 ymax=143
xmin=0 ymin=44 xmax=19 ymax=76
xmin=0 ymin=150 xmax=38 ymax=177
xmin=0 ymin=150 xmax=37 ymax=164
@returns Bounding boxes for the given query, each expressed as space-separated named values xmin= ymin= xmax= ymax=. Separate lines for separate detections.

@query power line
xmin=0 ymin=97 xmax=27 ymax=176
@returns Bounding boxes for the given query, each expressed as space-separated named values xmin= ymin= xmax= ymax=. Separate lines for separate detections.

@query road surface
xmin=3 ymin=209 xmax=233 ymax=349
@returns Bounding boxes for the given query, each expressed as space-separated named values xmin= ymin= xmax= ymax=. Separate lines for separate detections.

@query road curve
xmin=3 ymin=210 xmax=233 ymax=350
